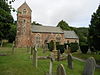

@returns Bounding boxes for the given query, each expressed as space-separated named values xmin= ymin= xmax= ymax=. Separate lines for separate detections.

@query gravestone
xmin=51 ymin=40 xmax=58 ymax=60
xmin=83 ymin=57 xmax=96 ymax=75
xmin=32 ymin=46 xmax=38 ymax=68
xmin=27 ymin=46 xmax=30 ymax=53
xmin=57 ymin=64 xmax=67 ymax=75
xmin=12 ymin=41 xmax=15 ymax=54
xmin=49 ymin=58 xmax=53 ymax=75
xmin=57 ymin=50 xmax=60 ymax=61
xmin=67 ymin=53 xmax=73 ymax=69
xmin=31 ymin=46 xmax=33 ymax=55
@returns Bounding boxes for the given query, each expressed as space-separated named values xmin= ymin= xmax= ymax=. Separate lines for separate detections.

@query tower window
xmin=23 ymin=9 xmax=27 ymax=14
xmin=23 ymin=19 xmax=26 ymax=23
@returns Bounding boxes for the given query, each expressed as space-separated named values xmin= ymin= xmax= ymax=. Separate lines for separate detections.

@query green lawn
xmin=0 ymin=47 xmax=99 ymax=75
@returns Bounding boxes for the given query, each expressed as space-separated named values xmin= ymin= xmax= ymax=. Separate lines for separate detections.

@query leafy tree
xmin=0 ymin=0 xmax=16 ymax=43
xmin=89 ymin=5 xmax=100 ymax=52
xmin=57 ymin=20 xmax=71 ymax=30
xmin=75 ymin=27 xmax=89 ymax=46
xmin=80 ymin=45 xmax=88 ymax=54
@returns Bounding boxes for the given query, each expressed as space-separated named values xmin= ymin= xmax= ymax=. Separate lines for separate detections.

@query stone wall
xmin=31 ymin=33 xmax=64 ymax=47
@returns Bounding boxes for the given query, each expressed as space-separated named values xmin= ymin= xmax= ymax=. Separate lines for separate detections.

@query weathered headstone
xmin=49 ymin=58 xmax=53 ymax=75
xmin=31 ymin=46 xmax=33 ymax=55
xmin=67 ymin=53 xmax=73 ymax=69
xmin=57 ymin=50 xmax=60 ymax=61
xmin=12 ymin=41 xmax=15 ymax=54
xmin=83 ymin=57 xmax=96 ymax=75
xmin=57 ymin=64 xmax=67 ymax=75
xmin=27 ymin=46 xmax=30 ymax=53
xmin=32 ymin=46 xmax=38 ymax=68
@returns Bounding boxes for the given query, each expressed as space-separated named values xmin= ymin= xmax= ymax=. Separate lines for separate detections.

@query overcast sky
xmin=11 ymin=0 xmax=100 ymax=27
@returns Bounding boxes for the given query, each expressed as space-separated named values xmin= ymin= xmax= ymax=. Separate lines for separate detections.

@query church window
xmin=56 ymin=34 xmax=61 ymax=42
xmin=23 ymin=9 xmax=27 ymax=14
xmin=23 ymin=19 xmax=26 ymax=23
xmin=67 ymin=40 xmax=69 ymax=43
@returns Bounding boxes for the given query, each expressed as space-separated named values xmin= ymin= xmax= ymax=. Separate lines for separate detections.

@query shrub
xmin=58 ymin=45 xmax=65 ymax=54
xmin=69 ymin=42 xmax=79 ymax=53
xmin=48 ymin=40 xmax=54 ymax=51
xmin=80 ymin=45 xmax=88 ymax=54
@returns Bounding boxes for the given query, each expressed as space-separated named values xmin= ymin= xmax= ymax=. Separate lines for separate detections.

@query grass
xmin=0 ymin=47 xmax=100 ymax=75
xmin=72 ymin=52 xmax=100 ymax=65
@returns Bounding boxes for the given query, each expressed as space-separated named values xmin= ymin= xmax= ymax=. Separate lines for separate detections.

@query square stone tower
xmin=15 ymin=2 xmax=32 ymax=47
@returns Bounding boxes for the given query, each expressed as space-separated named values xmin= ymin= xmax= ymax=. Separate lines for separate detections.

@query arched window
xmin=67 ymin=40 xmax=69 ymax=43
xmin=56 ymin=34 xmax=61 ymax=42
xmin=23 ymin=9 xmax=27 ymax=14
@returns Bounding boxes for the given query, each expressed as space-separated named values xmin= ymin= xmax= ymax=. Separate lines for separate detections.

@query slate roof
xmin=31 ymin=25 xmax=64 ymax=33
xmin=64 ymin=31 xmax=79 ymax=39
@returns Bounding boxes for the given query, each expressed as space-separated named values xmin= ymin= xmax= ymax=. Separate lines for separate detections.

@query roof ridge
xmin=32 ymin=25 xmax=60 ymax=28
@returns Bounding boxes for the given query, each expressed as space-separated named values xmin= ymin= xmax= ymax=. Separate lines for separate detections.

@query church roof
xmin=32 ymin=25 xmax=64 ymax=33
xmin=64 ymin=31 xmax=79 ymax=39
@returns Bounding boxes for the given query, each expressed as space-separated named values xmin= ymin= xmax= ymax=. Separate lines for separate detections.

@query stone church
xmin=15 ymin=2 xmax=79 ymax=48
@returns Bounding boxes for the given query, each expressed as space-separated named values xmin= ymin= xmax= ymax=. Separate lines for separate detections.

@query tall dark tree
xmin=57 ymin=20 xmax=71 ymax=30
xmin=89 ymin=5 xmax=100 ymax=52
xmin=0 ymin=0 xmax=16 ymax=43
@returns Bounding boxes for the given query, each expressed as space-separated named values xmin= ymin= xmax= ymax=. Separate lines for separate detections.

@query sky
xmin=11 ymin=0 xmax=100 ymax=27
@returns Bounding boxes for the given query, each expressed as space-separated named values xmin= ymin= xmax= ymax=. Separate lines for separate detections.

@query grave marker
xmin=32 ymin=46 xmax=38 ymax=68
xmin=83 ymin=57 xmax=96 ymax=75
xmin=67 ymin=53 xmax=73 ymax=69
xmin=57 ymin=64 xmax=67 ymax=75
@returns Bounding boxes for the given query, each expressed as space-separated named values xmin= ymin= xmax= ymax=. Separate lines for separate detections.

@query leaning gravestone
xmin=57 ymin=64 xmax=67 ymax=75
xmin=67 ymin=53 xmax=73 ymax=69
xmin=83 ymin=57 xmax=96 ymax=75
xmin=32 ymin=46 xmax=38 ymax=68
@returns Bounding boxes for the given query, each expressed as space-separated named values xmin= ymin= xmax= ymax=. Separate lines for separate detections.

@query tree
xmin=69 ymin=42 xmax=79 ymax=53
xmin=57 ymin=20 xmax=71 ymax=30
xmin=0 ymin=0 xmax=16 ymax=43
xmin=75 ymin=27 xmax=89 ymax=46
xmin=89 ymin=5 xmax=100 ymax=52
